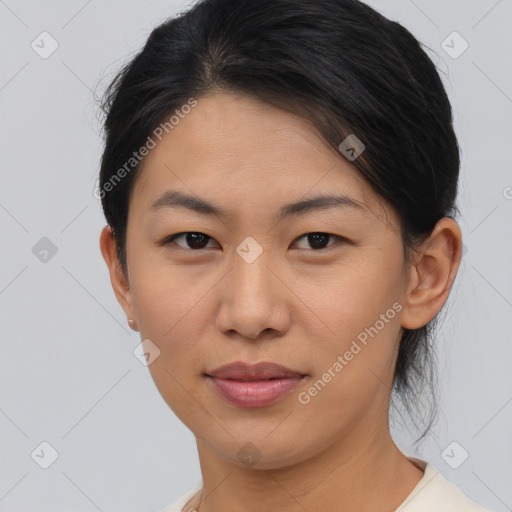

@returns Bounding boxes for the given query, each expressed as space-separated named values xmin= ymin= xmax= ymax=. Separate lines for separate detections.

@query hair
xmin=97 ymin=0 xmax=461 ymax=443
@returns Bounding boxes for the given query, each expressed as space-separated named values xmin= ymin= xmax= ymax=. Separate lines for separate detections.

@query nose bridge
xmin=215 ymin=237 xmax=290 ymax=339
xmin=231 ymin=238 xmax=275 ymax=306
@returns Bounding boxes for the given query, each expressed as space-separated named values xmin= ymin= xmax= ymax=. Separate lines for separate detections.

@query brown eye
xmin=293 ymin=232 xmax=345 ymax=251
xmin=161 ymin=231 xmax=346 ymax=252
xmin=163 ymin=232 xmax=218 ymax=250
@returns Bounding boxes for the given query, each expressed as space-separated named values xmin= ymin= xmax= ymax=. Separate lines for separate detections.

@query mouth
xmin=205 ymin=361 xmax=307 ymax=408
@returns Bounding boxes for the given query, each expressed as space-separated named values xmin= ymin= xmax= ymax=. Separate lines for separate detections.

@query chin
xmin=199 ymin=425 xmax=317 ymax=470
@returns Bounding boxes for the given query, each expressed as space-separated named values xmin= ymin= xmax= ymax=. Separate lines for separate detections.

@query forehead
xmin=130 ymin=92 xmax=387 ymax=222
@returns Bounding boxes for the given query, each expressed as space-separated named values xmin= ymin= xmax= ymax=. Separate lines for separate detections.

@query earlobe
xmin=401 ymin=218 xmax=462 ymax=330
xmin=99 ymin=225 xmax=137 ymax=328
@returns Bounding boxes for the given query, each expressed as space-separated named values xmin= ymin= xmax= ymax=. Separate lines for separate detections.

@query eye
xmin=162 ymin=232 xmax=219 ymax=250
xmin=161 ymin=231 xmax=346 ymax=252
xmin=292 ymin=232 xmax=345 ymax=251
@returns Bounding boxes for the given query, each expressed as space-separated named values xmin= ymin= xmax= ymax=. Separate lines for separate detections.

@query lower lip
xmin=208 ymin=376 xmax=305 ymax=408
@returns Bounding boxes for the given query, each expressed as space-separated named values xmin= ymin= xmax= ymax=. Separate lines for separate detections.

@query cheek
xmin=296 ymin=270 xmax=403 ymax=425
xmin=128 ymin=241 xmax=211 ymax=334
xmin=134 ymin=282 xmax=206 ymax=352
xmin=311 ymin=251 xmax=403 ymax=343
xmin=301 ymin=254 xmax=403 ymax=406
xmin=132 ymin=269 xmax=211 ymax=425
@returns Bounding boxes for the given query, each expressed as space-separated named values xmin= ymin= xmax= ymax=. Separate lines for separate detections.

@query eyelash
xmin=160 ymin=231 xmax=347 ymax=252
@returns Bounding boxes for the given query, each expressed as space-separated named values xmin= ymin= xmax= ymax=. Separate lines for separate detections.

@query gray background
xmin=0 ymin=0 xmax=511 ymax=511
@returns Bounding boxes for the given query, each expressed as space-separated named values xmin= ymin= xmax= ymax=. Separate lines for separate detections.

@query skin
xmin=100 ymin=91 xmax=462 ymax=512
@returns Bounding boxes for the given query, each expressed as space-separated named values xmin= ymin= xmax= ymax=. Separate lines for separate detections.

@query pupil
xmin=188 ymin=232 xmax=208 ymax=249
xmin=183 ymin=233 xmax=330 ymax=250
xmin=309 ymin=233 xmax=329 ymax=249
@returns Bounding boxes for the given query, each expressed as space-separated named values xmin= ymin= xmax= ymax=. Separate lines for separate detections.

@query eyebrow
xmin=149 ymin=189 xmax=366 ymax=219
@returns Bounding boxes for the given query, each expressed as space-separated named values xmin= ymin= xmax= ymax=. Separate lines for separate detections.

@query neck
xmin=190 ymin=423 xmax=424 ymax=512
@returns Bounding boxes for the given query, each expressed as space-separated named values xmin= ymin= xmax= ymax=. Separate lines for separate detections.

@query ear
xmin=99 ymin=225 xmax=139 ymax=331
xmin=401 ymin=217 xmax=463 ymax=330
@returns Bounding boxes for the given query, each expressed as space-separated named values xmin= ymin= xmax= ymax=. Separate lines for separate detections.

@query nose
xmin=215 ymin=250 xmax=292 ymax=341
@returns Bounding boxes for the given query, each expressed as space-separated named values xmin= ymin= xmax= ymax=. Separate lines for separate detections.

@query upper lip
xmin=206 ymin=361 xmax=306 ymax=380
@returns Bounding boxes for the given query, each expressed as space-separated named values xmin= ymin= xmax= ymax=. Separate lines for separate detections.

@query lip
xmin=205 ymin=361 xmax=307 ymax=408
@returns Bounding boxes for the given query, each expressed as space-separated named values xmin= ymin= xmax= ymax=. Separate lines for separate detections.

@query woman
xmin=97 ymin=0 xmax=493 ymax=510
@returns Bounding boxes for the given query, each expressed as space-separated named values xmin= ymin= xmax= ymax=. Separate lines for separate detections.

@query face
xmin=103 ymin=92 xmax=424 ymax=469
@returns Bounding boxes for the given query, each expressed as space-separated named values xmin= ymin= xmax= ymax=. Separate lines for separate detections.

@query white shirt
xmin=159 ymin=457 xmax=493 ymax=512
